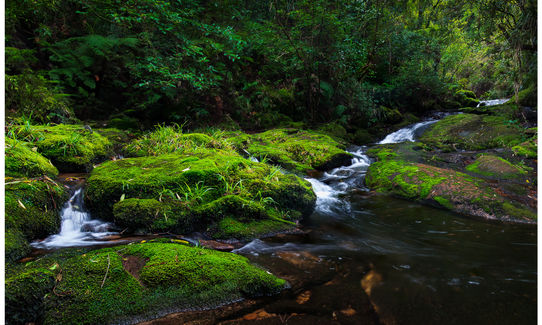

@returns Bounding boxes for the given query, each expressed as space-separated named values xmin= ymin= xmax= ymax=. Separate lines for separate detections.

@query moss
xmin=212 ymin=217 xmax=295 ymax=240
xmin=317 ymin=122 xmax=348 ymax=141
xmin=512 ymin=137 xmax=537 ymax=159
xmin=95 ymin=127 xmax=135 ymax=155
xmin=434 ymin=196 xmax=453 ymax=210
xmin=349 ymin=129 xmax=376 ymax=145
xmin=86 ymin=151 xmax=315 ymax=238
xmin=516 ymin=84 xmax=537 ymax=107
xmin=228 ymin=128 xmax=353 ymax=173
xmin=365 ymin=158 xmax=535 ymax=222
xmin=366 ymin=147 xmax=398 ymax=161
xmin=459 ymin=103 xmax=520 ymax=120
xmin=5 ymin=137 xmax=58 ymax=178
xmin=107 ymin=116 xmax=140 ymax=130
xmin=113 ymin=198 xmax=170 ymax=232
xmin=455 ymin=89 xmax=479 ymax=107
xmin=124 ymin=125 xmax=233 ymax=157
xmin=420 ymin=114 xmax=525 ymax=150
xmin=6 ymin=242 xmax=286 ymax=325
xmin=6 ymin=267 xmax=56 ymax=324
xmin=5 ymin=179 xmax=68 ymax=252
xmin=5 ymin=228 xmax=31 ymax=263
xmin=465 ymin=154 xmax=528 ymax=179
xmin=502 ymin=202 xmax=537 ymax=220
xmin=22 ymin=124 xmax=113 ymax=172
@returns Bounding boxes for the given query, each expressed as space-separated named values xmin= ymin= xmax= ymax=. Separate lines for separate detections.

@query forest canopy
xmin=5 ymin=0 xmax=537 ymax=129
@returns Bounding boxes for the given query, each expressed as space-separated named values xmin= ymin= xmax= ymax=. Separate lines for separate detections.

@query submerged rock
xmin=5 ymin=242 xmax=287 ymax=325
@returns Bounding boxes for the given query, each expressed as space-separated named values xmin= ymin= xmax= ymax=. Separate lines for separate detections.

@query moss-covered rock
xmin=6 ymin=242 xmax=286 ymax=325
xmin=5 ymin=137 xmax=58 ymax=178
xmin=6 ymin=267 xmax=56 ymax=324
xmin=5 ymin=228 xmax=31 ymax=263
xmin=124 ymin=125 xmax=233 ymax=157
xmin=516 ymin=84 xmax=537 ymax=107
xmin=512 ymin=135 xmax=537 ymax=159
xmin=454 ymin=89 xmax=479 ymax=107
xmin=365 ymin=154 xmax=536 ymax=223
xmin=86 ymin=151 xmax=315 ymax=239
xmin=13 ymin=124 xmax=113 ymax=172
xmin=5 ymin=178 xmax=68 ymax=261
xmin=420 ymin=114 xmax=525 ymax=151
xmin=229 ymin=128 xmax=353 ymax=173
xmin=465 ymin=154 xmax=528 ymax=179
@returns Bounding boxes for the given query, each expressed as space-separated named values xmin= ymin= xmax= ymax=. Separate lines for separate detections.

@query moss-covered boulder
xmin=5 ymin=138 xmax=58 ymax=178
xmin=229 ymin=128 xmax=353 ymax=173
xmin=512 ymin=137 xmax=537 ymax=158
xmin=420 ymin=114 xmax=525 ymax=151
xmin=5 ymin=228 xmax=32 ymax=263
xmin=123 ymin=125 xmax=232 ymax=157
xmin=465 ymin=154 xmax=528 ymax=179
xmin=6 ymin=267 xmax=56 ymax=324
xmin=516 ymin=84 xmax=537 ymax=107
xmin=5 ymin=178 xmax=68 ymax=261
xmin=454 ymin=89 xmax=479 ymax=107
xmin=14 ymin=124 xmax=113 ymax=172
xmin=365 ymin=152 xmax=536 ymax=223
xmin=6 ymin=242 xmax=286 ymax=325
xmin=86 ymin=151 xmax=315 ymax=239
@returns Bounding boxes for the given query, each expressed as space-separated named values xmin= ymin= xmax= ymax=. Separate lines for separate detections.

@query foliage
xmin=5 ymin=0 xmax=535 ymax=127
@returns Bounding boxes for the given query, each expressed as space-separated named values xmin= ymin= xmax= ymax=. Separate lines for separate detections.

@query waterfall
xmin=32 ymin=187 xmax=116 ymax=249
xmin=477 ymin=98 xmax=509 ymax=107
xmin=378 ymin=120 xmax=438 ymax=144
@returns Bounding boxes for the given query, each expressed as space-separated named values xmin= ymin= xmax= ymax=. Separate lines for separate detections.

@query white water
xmin=305 ymin=146 xmax=372 ymax=215
xmin=378 ymin=120 xmax=438 ymax=144
xmin=32 ymin=188 xmax=116 ymax=249
xmin=477 ymin=98 xmax=509 ymax=107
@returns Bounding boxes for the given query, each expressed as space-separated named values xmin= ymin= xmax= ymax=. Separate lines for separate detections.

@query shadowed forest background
xmin=6 ymin=0 xmax=537 ymax=132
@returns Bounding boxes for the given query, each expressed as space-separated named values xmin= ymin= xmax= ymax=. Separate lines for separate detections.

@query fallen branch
xmin=101 ymin=254 xmax=111 ymax=288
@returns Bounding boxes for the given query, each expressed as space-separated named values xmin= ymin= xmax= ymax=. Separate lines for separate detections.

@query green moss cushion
xmin=6 ymin=242 xmax=287 ymax=325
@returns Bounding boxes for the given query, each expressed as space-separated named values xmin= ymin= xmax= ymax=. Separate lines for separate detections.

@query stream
xmin=29 ymin=109 xmax=536 ymax=324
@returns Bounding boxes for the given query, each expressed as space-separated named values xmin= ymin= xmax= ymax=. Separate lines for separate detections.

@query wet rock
xmin=366 ymin=155 xmax=536 ymax=223
xmin=199 ymin=240 xmax=235 ymax=252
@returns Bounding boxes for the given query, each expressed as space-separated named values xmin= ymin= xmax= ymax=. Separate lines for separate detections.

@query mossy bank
xmin=6 ymin=241 xmax=286 ymax=325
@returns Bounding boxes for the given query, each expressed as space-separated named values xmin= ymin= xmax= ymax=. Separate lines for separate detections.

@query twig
xmin=101 ymin=254 xmax=111 ymax=288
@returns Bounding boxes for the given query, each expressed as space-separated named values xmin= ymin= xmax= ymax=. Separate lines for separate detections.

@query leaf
xmin=49 ymin=263 xmax=59 ymax=271
xmin=120 ymin=194 xmax=125 ymax=202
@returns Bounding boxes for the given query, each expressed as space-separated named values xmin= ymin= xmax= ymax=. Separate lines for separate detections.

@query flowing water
xmin=29 ymin=107 xmax=536 ymax=324
xmin=477 ymin=98 xmax=509 ymax=107
xmin=31 ymin=186 xmax=117 ymax=249
xmin=234 ymin=116 xmax=537 ymax=324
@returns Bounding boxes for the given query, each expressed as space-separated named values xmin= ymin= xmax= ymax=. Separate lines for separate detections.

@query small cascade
xmin=477 ymin=98 xmax=509 ymax=107
xmin=378 ymin=120 xmax=438 ymax=144
xmin=32 ymin=187 xmax=116 ymax=249
xmin=306 ymin=146 xmax=372 ymax=215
